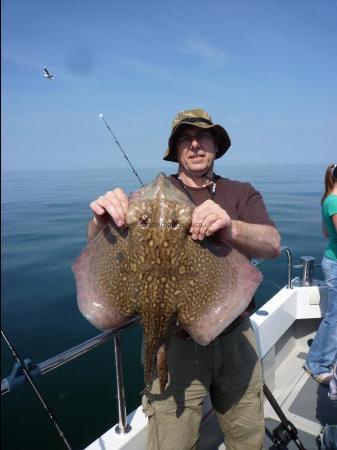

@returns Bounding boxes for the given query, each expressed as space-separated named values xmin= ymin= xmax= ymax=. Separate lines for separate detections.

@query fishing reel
xmin=272 ymin=420 xmax=305 ymax=449
xmin=264 ymin=383 xmax=307 ymax=450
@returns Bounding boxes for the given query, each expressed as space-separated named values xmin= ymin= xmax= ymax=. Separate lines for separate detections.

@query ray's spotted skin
xmin=72 ymin=173 xmax=262 ymax=393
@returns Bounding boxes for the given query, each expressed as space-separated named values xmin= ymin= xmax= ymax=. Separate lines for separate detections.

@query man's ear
xmin=215 ymin=141 xmax=219 ymax=155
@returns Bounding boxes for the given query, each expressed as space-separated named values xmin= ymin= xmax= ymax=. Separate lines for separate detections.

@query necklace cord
xmin=175 ymin=173 xmax=218 ymax=202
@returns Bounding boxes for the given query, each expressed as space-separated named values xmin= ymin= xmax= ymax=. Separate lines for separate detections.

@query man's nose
xmin=190 ymin=137 xmax=200 ymax=148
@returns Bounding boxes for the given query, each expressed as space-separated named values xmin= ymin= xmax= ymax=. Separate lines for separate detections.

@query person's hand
xmin=190 ymin=200 xmax=232 ymax=241
xmin=89 ymin=188 xmax=129 ymax=232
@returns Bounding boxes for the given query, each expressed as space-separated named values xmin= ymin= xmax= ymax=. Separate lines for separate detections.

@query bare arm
xmin=322 ymin=219 xmax=329 ymax=238
xmin=190 ymin=199 xmax=281 ymax=259
xmin=87 ymin=188 xmax=129 ymax=241
xmin=322 ymin=214 xmax=337 ymax=238
xmin=332 ymin=214 xmax=337 ymax=233
xmin=218 ymin=220 xmax=281 ymax=259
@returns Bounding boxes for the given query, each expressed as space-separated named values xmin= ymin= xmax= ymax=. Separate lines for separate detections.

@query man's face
xmin=176 ymin=126 xmax=217 ymax=176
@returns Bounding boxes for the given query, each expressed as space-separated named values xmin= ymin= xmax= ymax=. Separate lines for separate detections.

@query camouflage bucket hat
xmin=163 ymin=108 xmax=231 ymax=162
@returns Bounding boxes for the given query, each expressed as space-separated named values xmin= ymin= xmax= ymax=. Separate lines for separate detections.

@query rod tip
xmin=99 ymin=113 xmax=103 ymax=118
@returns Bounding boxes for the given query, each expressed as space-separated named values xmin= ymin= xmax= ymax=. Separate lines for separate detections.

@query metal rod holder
xmin=300 ymin=256 xmax=315 ymax=286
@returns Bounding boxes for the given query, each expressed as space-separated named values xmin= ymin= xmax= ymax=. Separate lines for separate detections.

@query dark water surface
xmin=1 ymin=164 xmax=327 ymax=450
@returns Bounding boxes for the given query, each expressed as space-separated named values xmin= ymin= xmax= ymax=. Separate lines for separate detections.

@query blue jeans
xmin=306 ymin=256 xmax=337 ymax=376
xmin=322 ymin=425 xmax=337 ymax=450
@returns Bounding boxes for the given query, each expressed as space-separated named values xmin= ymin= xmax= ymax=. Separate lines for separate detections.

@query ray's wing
xmin=72 ymin=222 xmax=137 ymax=330
xmin=176 ymin=236 xmax=262 ymax=345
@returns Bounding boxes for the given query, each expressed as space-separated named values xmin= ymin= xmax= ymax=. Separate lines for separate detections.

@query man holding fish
xmin=86 ymin=109 xmax=281 ymax=450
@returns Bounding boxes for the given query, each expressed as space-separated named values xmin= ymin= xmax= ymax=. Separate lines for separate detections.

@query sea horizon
xmin=1 ymin=160 xmax=328 ymax=173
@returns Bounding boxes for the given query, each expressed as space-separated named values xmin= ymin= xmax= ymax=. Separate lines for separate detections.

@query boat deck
xmin=263 ymin=345 xmax=336 ymax=450
xmin=199 ymin=345 xmax=337 ymax=450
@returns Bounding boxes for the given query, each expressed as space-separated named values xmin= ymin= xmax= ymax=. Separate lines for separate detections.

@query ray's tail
xmin=142 ymin=311 xmax=172 ymax=394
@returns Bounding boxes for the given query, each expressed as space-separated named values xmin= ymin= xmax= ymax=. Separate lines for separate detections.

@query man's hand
xmin=190 ymin=200 xmax=281 ymax=259
xmin=190 ymin=200 xmax=232 ymax=241
xmin=88 ymin=188 xmax=128 ymax=241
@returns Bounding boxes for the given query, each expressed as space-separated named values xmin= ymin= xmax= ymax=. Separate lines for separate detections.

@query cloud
xmin=180 ymin=39 xmax=228 ymax=67
xmin=107 ymin=53 xmax=182 ymax=83
xmin=2 ymin=52 xmax=44 ymax=70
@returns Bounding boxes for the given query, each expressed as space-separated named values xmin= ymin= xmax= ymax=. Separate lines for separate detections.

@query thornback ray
xmin=72 ymin=173 xmax=262 ymax=393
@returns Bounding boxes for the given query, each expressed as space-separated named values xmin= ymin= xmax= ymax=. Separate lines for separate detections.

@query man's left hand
xmin=190 ymin=200 xmax=232 ymax=240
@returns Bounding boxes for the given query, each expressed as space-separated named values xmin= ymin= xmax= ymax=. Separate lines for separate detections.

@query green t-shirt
xmin=322 ymin=194 xmax=337 ymax=261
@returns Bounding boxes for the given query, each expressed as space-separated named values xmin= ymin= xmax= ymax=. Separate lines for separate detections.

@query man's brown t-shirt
xmin=169 ymin=174 xmax=275 ymax=228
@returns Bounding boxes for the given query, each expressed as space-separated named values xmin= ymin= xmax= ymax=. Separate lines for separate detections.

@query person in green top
xmin=304 ymin=163 xmax=337 ymax=385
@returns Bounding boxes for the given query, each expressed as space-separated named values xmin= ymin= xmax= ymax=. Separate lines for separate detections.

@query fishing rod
xmin=99 ymin=113 xmax=144 ymax=186
xmin=1 ymin=329 xmax=72 ymax=450
xmin=263 ymin=384 xmax=306 ymax=449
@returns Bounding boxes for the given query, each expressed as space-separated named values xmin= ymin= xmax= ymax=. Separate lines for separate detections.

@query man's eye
xmin=179 ymin=136 xmax=189 ymax=143
xmin=199 ymin=132 xmax=212 ymax=140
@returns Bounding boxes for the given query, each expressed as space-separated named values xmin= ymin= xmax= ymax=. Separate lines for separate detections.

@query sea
xmin=1 ymin=163 xmax=328 ymax=450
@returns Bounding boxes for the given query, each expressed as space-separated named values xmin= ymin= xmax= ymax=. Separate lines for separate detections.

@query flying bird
xmin=43 ymin=67 xmax=54 ymax=80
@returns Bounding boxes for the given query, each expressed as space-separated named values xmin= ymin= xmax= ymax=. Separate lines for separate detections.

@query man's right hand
xmin=88 ymin=188 xmax=129 ymax=240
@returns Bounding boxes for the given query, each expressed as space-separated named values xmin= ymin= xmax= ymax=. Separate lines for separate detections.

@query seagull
xmin=43 ymin=67 xmax=54 ymax=80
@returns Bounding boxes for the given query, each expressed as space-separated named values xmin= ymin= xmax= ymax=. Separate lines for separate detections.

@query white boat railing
xmin=1 ymin=315 xmax=141 ymax=434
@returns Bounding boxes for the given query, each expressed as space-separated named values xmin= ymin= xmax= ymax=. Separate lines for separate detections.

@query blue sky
xmin=2 ymin=0 xmax=336 ymax=172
